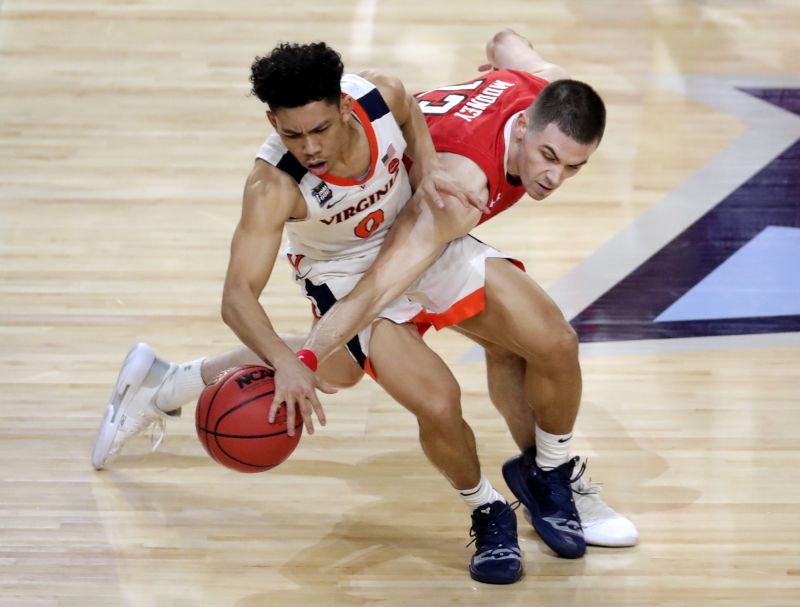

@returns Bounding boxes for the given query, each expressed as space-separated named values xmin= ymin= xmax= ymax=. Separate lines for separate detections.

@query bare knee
xmin=485 ymin=29 xmax=569 ymax=81
xmin=318 ymin=350 xmax=364 ymax=388
xmin=412 ymin=384 xmax=463 ymax=430
xmin=539 ymin=322 xmax=579 ymax=364
xmin=486 ymin=29 xmax=524 ymax=57
xmin=319 ymin=365 xmax=363 ymax=389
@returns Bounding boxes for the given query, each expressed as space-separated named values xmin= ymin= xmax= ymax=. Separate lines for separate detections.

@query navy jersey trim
xmin=276 ymin=152 xmax=308 ymax=184
xmin=356 ymin=87 xmax=390 ymax=122
xmin=303 ymin=278 xmax=368 ymax=369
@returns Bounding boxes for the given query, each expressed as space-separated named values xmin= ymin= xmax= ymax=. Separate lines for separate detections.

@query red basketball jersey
xmin=416 ymin=69 xmax=549 ymax=224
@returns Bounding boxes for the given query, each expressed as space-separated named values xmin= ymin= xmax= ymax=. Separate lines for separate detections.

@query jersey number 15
xmin=416 ymin=80 xmax=485 ymax=115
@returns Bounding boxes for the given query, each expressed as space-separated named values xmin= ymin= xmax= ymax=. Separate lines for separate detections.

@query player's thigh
xmin=369 ymin=320 xmax=461 ymax=422
xmin=449 ymin=324 xmax=524 ymax=368
xmin=306 ymin=318 xmax=364 ymax=388
xmin=318 ymin=346 xmax=364 ymax=388
xmin=457 ymin=258 xmax=577 ymax=361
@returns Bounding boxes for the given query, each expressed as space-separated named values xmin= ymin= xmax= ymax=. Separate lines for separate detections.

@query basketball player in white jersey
xmin=92 ymin=33 xmax=636 ymax=584
xmin=95 ymin=40 xmax=528 ymax=584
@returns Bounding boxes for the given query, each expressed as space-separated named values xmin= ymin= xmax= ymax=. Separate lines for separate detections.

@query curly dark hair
xmin=529 ymin=79 xmax=606 ymax=144
xmin=250 ymin=42 xmax=344 ymax=110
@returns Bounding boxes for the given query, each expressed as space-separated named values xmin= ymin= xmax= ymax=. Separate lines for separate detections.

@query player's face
xmin=514 ymin=120 xmax=598 ymax=201
xmin=268 ymin=97 xmax=352 ymax=177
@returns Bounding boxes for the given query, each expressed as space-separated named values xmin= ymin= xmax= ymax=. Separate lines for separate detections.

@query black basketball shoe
xmin=467 ymin=500 xmax=523 ymax=584
xmin=502 ymin=450 xmax=586 ymax=559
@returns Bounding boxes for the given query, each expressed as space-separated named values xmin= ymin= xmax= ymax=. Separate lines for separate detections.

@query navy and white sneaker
xmin=520 ymin=475 xmax=640 ymax=548
xmin=502 ymin=450 xmax=586 ymax=559
xmin=467 ymin=500 xmax=523 ymax=584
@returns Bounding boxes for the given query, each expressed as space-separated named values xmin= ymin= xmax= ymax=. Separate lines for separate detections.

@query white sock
xmin=459 ymin=475 xmax=506 ymax=511
xmin=535 ymin=425 xmax=572 ymax=469
xmin=155 ymin=358 xmax=206 ymax=413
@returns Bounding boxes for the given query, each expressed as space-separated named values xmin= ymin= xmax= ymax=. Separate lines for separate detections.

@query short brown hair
xmin=528 ymin=79 xmax=606 ymax=144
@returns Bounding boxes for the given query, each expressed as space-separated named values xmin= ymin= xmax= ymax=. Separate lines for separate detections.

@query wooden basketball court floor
xmin=1 ymin=1 xmax=799 ymax=605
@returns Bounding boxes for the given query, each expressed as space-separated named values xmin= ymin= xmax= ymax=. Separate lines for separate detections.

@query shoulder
xmin=243 ymin=160 xmax=306 ymax=222
xmin=356 ymin=69 xmax=405 ymax=98
xmin=355 ymin=69 xmax=407 ymax=117
xmin=437 ymin=152 xmax=490 ymax=198
xmin=245 ymin=158 xmax=295 ymax=195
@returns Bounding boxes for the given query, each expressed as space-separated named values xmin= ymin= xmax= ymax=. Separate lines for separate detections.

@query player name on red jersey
xmin=454 ymin=79 xmax=516 ymax=123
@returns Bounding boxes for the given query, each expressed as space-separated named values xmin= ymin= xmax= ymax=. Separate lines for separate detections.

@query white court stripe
xmin=349 ymin=0 xmax=379 ymax=64
xmin=549 ymin=75 xmax=800 ymax=320
xmin=458 ymin=331 xmax=800 ymax=362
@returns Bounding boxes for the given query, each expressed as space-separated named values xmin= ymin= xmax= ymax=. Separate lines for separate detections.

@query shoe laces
xmin=149 ymin=417 xmax=167 ymax=452
xmin=107 ymin=415 xmax=167 ymax=460
xmin=541 ymin=456 xmax=586 ymax=495
xmin=467 ymin=501 xmax=520 ymax=548
xmin=572 ymin=474 xmax=601 ymax=496
xmin=571 ymin=468 xmax=618 ymax=524
xmin=571 ymin=457 xmax=587 ymax=484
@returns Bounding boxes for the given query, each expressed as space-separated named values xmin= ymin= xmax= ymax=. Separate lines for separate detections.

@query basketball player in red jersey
xmin=296 ymin=28 xmax=639 ymax=555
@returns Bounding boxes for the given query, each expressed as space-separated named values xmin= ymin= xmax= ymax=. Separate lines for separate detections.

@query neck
xmin=330 ymin=117 xmax=370 ymax=180
xmin=505 ymin=114 xmax=524 ymax=178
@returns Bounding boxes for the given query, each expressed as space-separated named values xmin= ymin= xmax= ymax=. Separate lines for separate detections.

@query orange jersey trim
xmin=321 ymin=97 xmax=379 ymax=187
xmin=423 ymin=288 xmax=487 ymax=331
xmin=342 ymin=258 xmax=527 ymax=381
xmin=363 ymin=357 xmax=377 ymax=381
xmin=413 ymin=258 xmax=526 ymax=331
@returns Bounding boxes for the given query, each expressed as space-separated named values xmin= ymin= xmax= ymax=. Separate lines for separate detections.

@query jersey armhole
xmin=433 ymin=141 xmax=500 ymax=195
xmin=287 ymin=195 xmax=313 ymax=223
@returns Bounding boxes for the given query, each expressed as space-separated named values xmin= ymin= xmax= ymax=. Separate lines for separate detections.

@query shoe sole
xmin=522 ymin=507 xmax=637 ymax=548
xmin=469 ymin=566 xmax=523 ymax=585
xmin=91 ymin=343 xmax=157 ymax=470
xmin=502 ymin=456 xmax=585 ymax=559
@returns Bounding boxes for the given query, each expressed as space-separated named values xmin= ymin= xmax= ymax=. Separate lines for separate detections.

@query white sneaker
xmin=91 ymin=343 xmax=177 ymax=470
xmin=521 ymin=476 xmax=639 ymax=547
xmin=571 ymin=476 xmax=639 ymax=547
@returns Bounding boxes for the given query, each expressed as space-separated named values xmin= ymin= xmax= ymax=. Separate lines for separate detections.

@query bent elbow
xmin=220 ymin=288 xmax=238 ymax=328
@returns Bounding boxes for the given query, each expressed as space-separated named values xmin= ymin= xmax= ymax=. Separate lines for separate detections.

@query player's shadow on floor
xmin=575 ymin=399 xmax=703 ymax=515
xmin=92 ymin=403 xmax=698 ymax=603
xmin=272 ymin=449 xmax=592 ymax=602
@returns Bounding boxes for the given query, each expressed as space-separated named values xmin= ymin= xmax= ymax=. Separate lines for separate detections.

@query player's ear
xmin=267 ymin=110 xmax=277 ymax=129
xmin=513 ymin=111 xmax=529 ymax=139
xmin=339 ymin=95 xmax=354 ymax=121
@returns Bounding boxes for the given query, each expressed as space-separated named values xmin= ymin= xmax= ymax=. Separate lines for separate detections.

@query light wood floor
xmin=2 ymin=1 xmax=800 ymax=605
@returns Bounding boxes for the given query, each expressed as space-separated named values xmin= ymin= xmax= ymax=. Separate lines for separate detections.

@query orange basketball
xmin=195 ymin=365 xmax=302 ymax=473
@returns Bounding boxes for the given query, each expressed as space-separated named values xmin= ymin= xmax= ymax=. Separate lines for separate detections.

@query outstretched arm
xmin=222 ymin=161 xmax=335 ymax=435
xmin=303 ymin=152 xmax=488 ymax=362
xmin=362 ymin=70 xmax=482 ymax=211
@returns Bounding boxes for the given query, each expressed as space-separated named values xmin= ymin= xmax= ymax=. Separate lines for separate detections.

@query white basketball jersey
xmin=256 ymin=74 xmax=412 ymax=277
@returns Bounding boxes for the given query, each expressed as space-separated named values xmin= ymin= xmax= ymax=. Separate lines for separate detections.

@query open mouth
xmin=308 ymin=161 xmax=328 ymax=176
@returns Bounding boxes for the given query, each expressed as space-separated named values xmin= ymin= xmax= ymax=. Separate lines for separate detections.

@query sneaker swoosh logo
xmin=542 ymin=516 xmax=583 ymax=536
xmin=472 ymin=548 xmax=522 ymax=565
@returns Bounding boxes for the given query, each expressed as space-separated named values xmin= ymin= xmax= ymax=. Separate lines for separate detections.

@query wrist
xmin=418 ymin=155 xmax=441 ymax=173
xmin=295 ymin=349 xmax=318 ymax=372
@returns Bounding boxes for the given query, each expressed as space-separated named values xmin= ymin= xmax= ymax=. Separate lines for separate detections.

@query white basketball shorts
xmin=290 ymin=235 xmax=524 ymax=376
